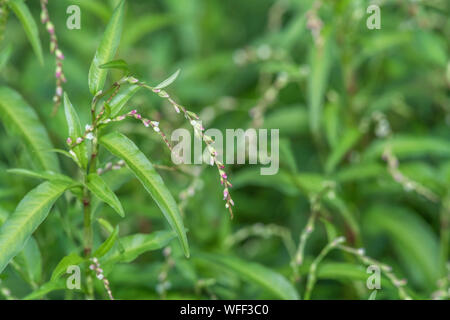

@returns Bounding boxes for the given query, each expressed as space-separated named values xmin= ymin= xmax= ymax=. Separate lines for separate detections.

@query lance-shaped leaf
xmin=7 ymin=168 xmax=78 ymax=185
xmin=13 ymin=236 xmax=42 ymax=285
xmin=64 ymin=93 xmax=88 ymax=169
xmin=155 ymin=69 xmax=180 ymax=89
xmin=0 ymin=87 xmax=59 ymax=172
xmin=8 ymin=0 xmax=43 ymax=64
xmin=325 ymin=128 xmax=362 ymax=174
xmin=308 ymin=30 xmax=332 ymax=139
xmin=197 ymin=253 xmax=300 ymax=300
xmin=94 ymin=225 xmax=119 ymax=258
xmin=0 ymin=180 xmax=72 ymax=273
xmin=50 ymin=252 xmax=84 ymax=281
xmin=88 ymin=0 xmax=125 ymax=95
xmin=99 ymin=131 xmax=189 ymax=257
xmin=103 ymin=231 xmax=175 ymax=264
xmin=87 ymin=173 xmax=124 ymax=217
xmin=99 ymin=59 xmax=129 ymax=71
xmin=109 ymin=83 xmax=140 ymax=117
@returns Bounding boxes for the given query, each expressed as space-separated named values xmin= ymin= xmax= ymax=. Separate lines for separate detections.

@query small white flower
xmin=153 ymin=126 xmax=160 ymax=132
xmin=85 ymin=124 xmax=93 ymax=131
xmin=97 ymin=274 xmax=104 ymax=280
xmin=76 ymin=137 xmax=83 ymax=144
xmin=86 ymin=132 xmax=94 ymax=140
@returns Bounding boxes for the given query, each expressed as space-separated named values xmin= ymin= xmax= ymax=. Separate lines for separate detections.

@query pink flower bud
xmin=55 ymin=49 xmax=64 ymax=60
xmin=46 ymin=22 xmax=54 ymax=34
xmin=66 ymin=137 xmax=72 ymax=145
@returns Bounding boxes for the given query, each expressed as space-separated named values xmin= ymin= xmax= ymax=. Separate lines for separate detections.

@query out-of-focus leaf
xmin=51 ymin=253 xmax=84 ymax=281
xmin=325 ymin=128 xmax=362 ymax=173
xmin=155 ymin=69 xmax=180 ymax=89
xmin=123 ymin=14 xmax=176 ymax=47
xmin=99 ymin=131 xmax=189 ymax=257
xmin=316 ymin=262 xmax=393 ymax=289
xmin=13 ymin=237 xmax=42 ymax=285
xmin=64 ymin=93 xmax=88 ymax=169
xmin=0 ymin=87 xmax=59 ymax=171
xmin=87 ymin=173 xmax=124 ymax=217
xmin=100 ymin=59 xmax=129 ymax=71
xmin=198 ymin=253 xmax=299 ymax=300
xmin=8 ymin=0 xmax=43 ymax=64
xmin=7 ymin=168 xmax=77 ymax=184
xmin=103 ymin=231 xmax=175 ymax=264
xmin=88 ymin=0 xmax=125 ymax=95
xmin=94 ymin=225 xmax=119 ymax=258
xmin=0 ymin=44 xmax=12 ymax=72
xmin=363 ymin=136 xmax=450 ymax=161
xmin=263 ymin=106 xmax=309 ymax=135
xmin=364 ymin=205 xmax=440 ymax=288
xmin=308 ymin=31 xmax=332 ymax=138
xmin=335 ymin=162 xmax=386 ymax=183
xmin=0 ymin=180 xmax=72 ymax=273
xmin=109 ymin=84 xmax=140 ymax=117
xmin=23 ymin=280 xmax=66 ymax=300
xmin=232 ymin=168 xmax=298 ymax=196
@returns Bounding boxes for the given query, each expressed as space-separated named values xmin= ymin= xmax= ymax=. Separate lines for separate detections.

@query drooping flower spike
xmin=131 ymin=77 xmax=235 ymax=218
xmin=40 ymin=0 xmax=66 ymax=114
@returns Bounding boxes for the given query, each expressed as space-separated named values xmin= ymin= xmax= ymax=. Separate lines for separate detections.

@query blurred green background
xmin=0 ymin=0 xmax=449 ymax=299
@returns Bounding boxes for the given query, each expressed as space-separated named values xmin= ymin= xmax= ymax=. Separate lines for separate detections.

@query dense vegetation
xmin=0 ymin=0 xmax=448 ymax=300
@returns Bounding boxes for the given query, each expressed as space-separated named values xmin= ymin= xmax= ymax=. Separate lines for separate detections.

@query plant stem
xmin=82 ymin=186 xmax=92 ymax=257
xmin=304 ymin=237 xmax=345 ymax=300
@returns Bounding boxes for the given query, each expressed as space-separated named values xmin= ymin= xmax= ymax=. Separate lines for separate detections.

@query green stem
xmin=82 ymin=186 xmax=92 ymax=257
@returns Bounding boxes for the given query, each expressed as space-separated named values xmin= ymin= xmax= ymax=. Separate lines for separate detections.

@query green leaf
xmin=8 ymin=0 xmax=43 ymax=64
xmin=325 ymin=128 xmax=362 ymax=174
xmin=109 ymin=84 xmax=140 ymax=117
xmin=63 ymin=93 xmax=88 ymax=169
xmin=0 ymin=87 xmax=60 ymax=171
xmin=13 ymin=236 xmax=42 ymax=285
xmin=99 ymin=59 xmax=129 ymax=71
xmin=99 ymin=131 xmax=189 ymax=257
xmin=87 ymin=173 xmax=124 ymax=217
xmin=0 ymin=44 xmax=12 ymax=72
xmin=94 ymin=226 xmax=119 ymax=258
xmin=0 ymin=180 xmax=72 ymax=273
xmin=7 ymin=168 xmax=77 ymax=184
xmin=103 ymin=231 xmax=175 ymax=264
xmin=364 ymin=205 xmax=440 ymax=289
xmin=88 ymin=0 xmax=125 ymax=95
xmin=316 ymin=262 xmax=393 ymax=289
xmin=262 ymin=106 xmax=309 ymax=136
xmin=363 ymin=136 xmax=450 ymax=161
xmin=308 ymin=30 xmax=332 ymax=138
xmin=198 ymin=253 xmax=299 ymax=300
xmin=51 ymin=253 xmax=84 ymax=281
xmin=23 ymin=280 xmax=66 ymax=300
xmin=155 ymin=69 xmax=180 ymax=89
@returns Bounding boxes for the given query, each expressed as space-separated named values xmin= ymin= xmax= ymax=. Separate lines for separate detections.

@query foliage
xmin=0 ymin=0 xmax=448 ymax=300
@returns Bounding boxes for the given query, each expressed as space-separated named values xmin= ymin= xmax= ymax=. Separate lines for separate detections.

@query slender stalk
xmin=304 ymin=237 xmax=345 ymax=300
xmin=82 ymin=187 xmax=92 ymax=256
xmin=337 ymin=245 xmax=412 ymax=300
